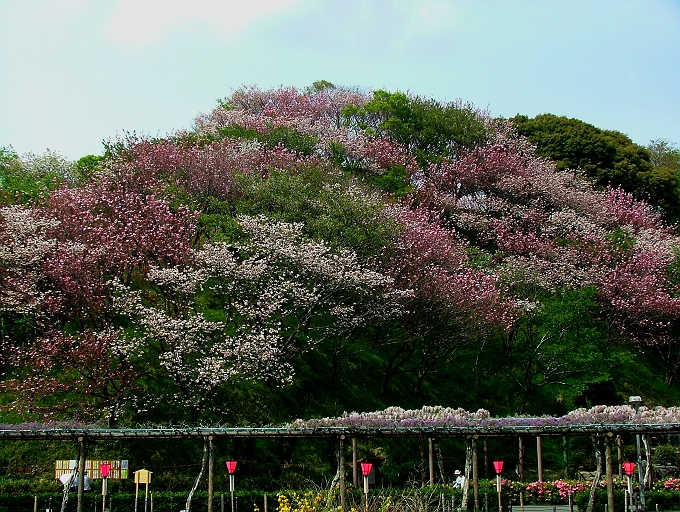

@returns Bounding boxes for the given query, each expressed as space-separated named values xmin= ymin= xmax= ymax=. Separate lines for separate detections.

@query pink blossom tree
xmin=373 ymin=204 xmax=517 ymax=395
xmin=38 ymin=174 xmax=198 ymax=325
xmin=1 ymin=169 xmax=199 ymax=424
xmin=1 ymin=329 xmax=138 ymax=427
xmin=414 ymin=122 xmax=680 ymax=395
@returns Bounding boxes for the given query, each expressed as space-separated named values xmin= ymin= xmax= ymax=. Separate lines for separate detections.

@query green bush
xmin=573 ymin=489 xmax=680 ymax=512
xmin=655 ymin=445 xmax=679 ymax=467
xmin=573 ymin=488 xmax=625 ymax=511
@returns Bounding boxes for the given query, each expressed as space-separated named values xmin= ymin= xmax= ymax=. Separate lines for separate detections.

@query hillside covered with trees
xmin=2 ymin=83 xmax=680 ymax=435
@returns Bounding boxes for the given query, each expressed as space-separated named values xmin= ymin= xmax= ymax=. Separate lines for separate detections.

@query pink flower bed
xmin=524 ymin=480 xmax=587 ymax=503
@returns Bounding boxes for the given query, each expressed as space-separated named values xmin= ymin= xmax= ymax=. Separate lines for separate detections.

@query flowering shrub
xmin=277 ymin=492 xmax=328 ymax=512
xmin=662 ymin=477 xmax=680 ymax=491
xmin=523 ymin=480 xmax=587 ymax=504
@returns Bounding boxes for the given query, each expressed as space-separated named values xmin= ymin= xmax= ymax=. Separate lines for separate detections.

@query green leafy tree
xmin=512 ymin=114 xmax=680 ymax=221
xmin=307 ymin=79 xmax=335 ymax=91
xmin=343 ymin=90 xmax=488 ymax=167
xmin=0 ymin=149 xmax=74 ymax=205
xmin=75 ymin=154 xmax=104 ymax=182
xmin=647 ymin=138 xmax=680 ymax=170
xmin=475 ymin=288 xmax=630 ymax=415
xmin=0 ymin=146 xmax=17 ymax=169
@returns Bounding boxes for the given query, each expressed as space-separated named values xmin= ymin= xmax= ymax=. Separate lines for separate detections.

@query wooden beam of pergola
xmin=1 ymin=423 xmax=680 ymax=440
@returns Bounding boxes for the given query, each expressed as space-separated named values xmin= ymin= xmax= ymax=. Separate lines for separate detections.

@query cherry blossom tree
xmin=38 ymin=174 xmax=198 ymax=326
xmin=0 ymin=329 xmax=138 ymax=426
xmin=193 ymin=85 xmax=417 ymax=193
xmin=1 ymin=168 xmax=199 ymax=424
xmin=412 ymin=121 xmax=680 ymax=399
xmin=113 ymin=214 xmax=404 ymax=423
xmin=372 ymin=204 xmax=517 ymax=396
xmin=0 ymin=206 xmax=57 ymax=316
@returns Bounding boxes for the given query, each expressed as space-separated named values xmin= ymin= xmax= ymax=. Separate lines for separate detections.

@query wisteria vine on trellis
xmin=289 ymin=405 xmax=680 ymax=428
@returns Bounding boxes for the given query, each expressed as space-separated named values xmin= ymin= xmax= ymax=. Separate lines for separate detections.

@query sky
xmin=1 ymin=0 xmax=679 ymax=161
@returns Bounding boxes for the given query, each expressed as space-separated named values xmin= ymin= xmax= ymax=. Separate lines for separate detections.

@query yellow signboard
xmin=54 ymin=460 xmax=129 ymax=480
xmin=134 ymin=469 xmax=152 ymax=484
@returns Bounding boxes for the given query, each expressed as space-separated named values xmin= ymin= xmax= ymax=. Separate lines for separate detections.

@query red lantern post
xmin=361 ymin=462 xmax=373 ymax=512
xmin=493 ymin=460 xmax=504 ymax=512
xmin=225 ymin=461 xmax=237 ymax=512
xmin=623 ymin=462 xmax=635 ymax=512
xmin=99 ymin=463 xmax=111 ymax=512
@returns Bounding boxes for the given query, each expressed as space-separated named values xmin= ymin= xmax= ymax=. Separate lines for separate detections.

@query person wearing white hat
xmin=454 ymin=469 xmax=464 ymax=488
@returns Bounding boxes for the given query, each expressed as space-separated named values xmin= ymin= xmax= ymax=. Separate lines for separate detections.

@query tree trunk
xmin=186 ymin=438 xmax=209 ymax=512
xmin=586 ymin=436 xmax=603 ymax=512
xmin=420 ymin=439 xmax=426 ymax=487
xmin=472 ymin=436 xmax=480 ymax=511
xmin=462 ymin=437 xmax=472 ymax=510
xmin=435 ymin=441 xmax=446 ymax=484
xmin=563 ymin=436 xmax=569 ymax=479
xmin=643 ymin=434 xmax=653 ymax=487
xmin=76 ymin=438 xmax=87 ymax=512
xmin=518 ymin=436 xmax=525 ymax=482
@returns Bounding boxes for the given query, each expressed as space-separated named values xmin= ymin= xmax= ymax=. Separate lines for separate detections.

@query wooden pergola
xmin=2 ymin=423 xmax=679 ymax=512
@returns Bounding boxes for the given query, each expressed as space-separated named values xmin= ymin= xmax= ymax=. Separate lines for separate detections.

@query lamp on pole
xmin=361 ymin=461 xmax=373 ymax=512
xmin=493 ymin=460 xmax=504 ymax=512
xmin=629 ymin=396 xmax=645 ymax=509
xmin=99 ymin=463 xmax=111 ymax=512
xmin=226 ymin=460 xmax=237 ymax=512
xmin=623 ymin=461 xmax=635 ymax=512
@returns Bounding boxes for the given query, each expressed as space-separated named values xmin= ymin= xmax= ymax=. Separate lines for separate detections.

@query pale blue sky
xmin=1 ymin=0 xmax=679 ymax=160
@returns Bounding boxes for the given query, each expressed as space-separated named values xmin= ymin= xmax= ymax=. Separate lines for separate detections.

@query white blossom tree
xmin=115 ymin=214 xmax=405 ymax=423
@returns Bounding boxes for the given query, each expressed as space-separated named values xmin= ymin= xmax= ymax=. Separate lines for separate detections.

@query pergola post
xmin=428 ymin=438 xmax=434 ymax=485
xmin=484 ymin=438 xmax=490 ymax=479
xmin=518 ymin=436 xmax=525 ymax=482
xmin=420 ymin=440 xmax=426 ymax=487
xmin=339 ymin=436 xmax=346 ymax=512
xmin=605 ymin=434 xmax=615 ymax=512
xmin=462 ymin=437 xmax=472 ymax=510
xmin=537 ymin=436 xmax=543 ymax=482
xmin=563 ymin=436 xmax=569 ymax=479
xmin=76 ymin=437 xmax=87 ymax=512
xmin=472 ymin=436 xmax=480 ymax=511
xmin=208 ymin=436 xmax=214 ymax=512
xmin=617 ymin=436 xmax=623 ymax=479
xmin=352 ymin=438 xmax=358 ymax=487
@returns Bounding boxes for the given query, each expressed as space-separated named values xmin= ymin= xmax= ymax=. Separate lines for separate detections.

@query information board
xmin=54 ymin=460 xmax=129 ymax=480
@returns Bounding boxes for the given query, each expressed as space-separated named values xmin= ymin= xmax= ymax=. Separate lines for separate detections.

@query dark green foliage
xmin=573 ymin=489 xmax=626 ymax=512
xmin=512 ymin=114 xmax=680 ymax=221
xmin=574 ymin=381 xmax=624 ymax=408
xmin=645 ymin=490 xmax=680 ymax=512
xmin=574 ymin=489 xmax=680 ymax=512
xmin=232 ymin=166 xmax=399 ymax=258
xmin=512 ymin=114 xmax=647 ymax=177
xmin=653 ymin=444 xmax=679 ymax=466
xmin=265 ymin=126 xmax=319 ymax=156
xmin=467 ymin=287 xmax=637 ymax=416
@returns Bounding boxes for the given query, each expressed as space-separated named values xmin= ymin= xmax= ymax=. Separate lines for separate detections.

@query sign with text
xmin=54 ymin=460 xmax=129 ymax=480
